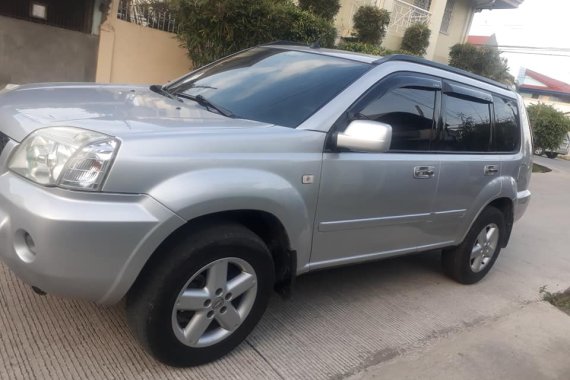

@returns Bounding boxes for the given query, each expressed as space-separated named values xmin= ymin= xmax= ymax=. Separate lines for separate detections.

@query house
xmin=0 ymin=0 xmax=192 ymax=86
xmin=2 ymin=0 xmax=523 ymax=86
xmin=335 ymin=0 xmax=523 ymax=63
xmin=0 ymin=0 xmax=105 ymax=86
xmin=517 ymin=68 xmax=570 ymax=114
xmin=466 ymin=34 xmax=498 ymax=47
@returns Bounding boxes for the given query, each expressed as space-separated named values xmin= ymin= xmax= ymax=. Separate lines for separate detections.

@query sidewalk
xmin=349 ymin=302 xmax=570 ymax=380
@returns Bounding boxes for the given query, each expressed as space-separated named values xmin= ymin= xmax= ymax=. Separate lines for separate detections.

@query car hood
xmin=0 ymin=83 xmax=272 ymax=141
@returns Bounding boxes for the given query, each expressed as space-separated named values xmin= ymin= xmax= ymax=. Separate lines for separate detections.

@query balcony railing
xmin=388 ymin=0 xmax=431 ymax=34
xmin=117 ymin=0 xmax=178 ymax=33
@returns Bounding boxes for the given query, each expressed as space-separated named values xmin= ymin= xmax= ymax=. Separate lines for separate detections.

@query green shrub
xmin=400 ymin=23 xmax=431 ymax=56
xmin=449 ymin=43 xmax=514 ymax=85
xmin=337 ymin=41 xmax=386 ymax=56
xmin=352 ymin=6 xmax=390 ymax=44
xmin=298 ymin=0 xmax=340 ymax=21
xmin=272 ymin=3 xmax=336 ymax=48
xmin=336 ymin=41 xmax=421 ymax=57
xmin=527 ymin=103 xmax=570 ymax=151
xmin=173 ymin=0 xmax=336 ymax=67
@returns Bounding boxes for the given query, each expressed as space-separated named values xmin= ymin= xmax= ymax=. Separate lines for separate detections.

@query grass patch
xmin=533 ymin=163 xmax=552 ymax=173
xmin=540 ymin=286 xmax=570 ymax=315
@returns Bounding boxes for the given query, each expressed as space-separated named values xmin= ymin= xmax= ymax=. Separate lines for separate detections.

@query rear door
xmin=430 ymin=81 xmax=502 ymax=243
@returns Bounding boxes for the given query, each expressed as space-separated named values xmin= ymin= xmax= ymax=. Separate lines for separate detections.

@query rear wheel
xmin=442 ymin=206 xmax=505 ymax=284
xmin=126 ymin=222 xmax=274 ymax=366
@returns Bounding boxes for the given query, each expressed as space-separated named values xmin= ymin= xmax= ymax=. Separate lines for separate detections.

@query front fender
xmin=149 ymin=168 xmax=315 ymax=270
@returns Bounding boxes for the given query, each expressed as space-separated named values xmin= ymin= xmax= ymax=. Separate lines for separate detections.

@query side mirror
xmin=336 ymin=120 xmax=392 ymax=153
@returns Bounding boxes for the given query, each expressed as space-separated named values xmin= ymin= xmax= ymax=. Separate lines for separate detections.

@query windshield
xmin=167 ymin=47 xmax=371 ymax=128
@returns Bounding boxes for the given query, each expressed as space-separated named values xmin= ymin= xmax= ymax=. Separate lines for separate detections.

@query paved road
xmin=1 ymin=159 xmax=569 ymax=380
xmin=534 ymin=154 xmax=570 ymax=174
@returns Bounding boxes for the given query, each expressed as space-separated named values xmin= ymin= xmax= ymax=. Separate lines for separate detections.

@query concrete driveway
xmin=1 ymin=156 xmax=569 ymax=380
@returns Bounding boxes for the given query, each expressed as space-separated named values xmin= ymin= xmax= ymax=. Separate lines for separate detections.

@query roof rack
xmin=375 ymin=54 xmax=510 ymax=91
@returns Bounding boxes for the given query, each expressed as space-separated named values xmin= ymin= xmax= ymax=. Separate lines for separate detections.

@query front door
xmin=310 ymin=73 xmax=444 ymax=269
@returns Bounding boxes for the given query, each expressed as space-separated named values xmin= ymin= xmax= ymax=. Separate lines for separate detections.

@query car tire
xmin=442 ymin=206 xmax=505 ymax=284
xmin=126 ymin=222 xmax=275 ymax=367
xmin=545 ymin=152 xmax=558 ymax=159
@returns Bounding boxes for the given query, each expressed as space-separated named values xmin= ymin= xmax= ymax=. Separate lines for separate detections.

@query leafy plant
xmin=298 ymin=0 xmax=340 ymax=21
xmin=352 ymin=6 xmax=390 ymax=45
xmin=272 ymin=3 xmax=337 ymax=47
xmin=540 ymin=286 xmax=570 ymax=315
xmin=527 ymin=103 xmax=570 ymax=152
xmin=449 ymin=43 xmax=514 ymax=85
xmin=337 ymin=41 xmax=386 ymax=56
xmin=337 ymin=41 xmax=419 ymax=57
xmin=173 ymin=0 xmax=336 ymax=67
xmin=400 ymin=22 xmax=431 ymax=56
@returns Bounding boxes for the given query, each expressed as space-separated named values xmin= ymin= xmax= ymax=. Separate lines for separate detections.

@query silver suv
xmin=0 ymin=44 xmax=532 ymax=366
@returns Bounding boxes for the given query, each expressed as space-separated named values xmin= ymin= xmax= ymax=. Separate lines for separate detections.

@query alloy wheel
xmin=470 ymin=223 xmax=499 ymax=273
xmin=171 ymin=257 xmax=257 ymax=348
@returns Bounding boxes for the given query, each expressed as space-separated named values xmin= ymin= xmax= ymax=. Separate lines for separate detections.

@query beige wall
xmin=96 ymin=1 xmax=192 ymax=84
xmin=433 ymin=0 xmax=474 ymax=63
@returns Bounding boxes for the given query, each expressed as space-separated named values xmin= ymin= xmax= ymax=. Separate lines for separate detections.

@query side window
xmin=493 ymin=96 xmax=520 ymax=152
xmin=358 ymin=86 xmax=437 ymax=151
xmin=441 ymin=93 xmax=492 ymax=152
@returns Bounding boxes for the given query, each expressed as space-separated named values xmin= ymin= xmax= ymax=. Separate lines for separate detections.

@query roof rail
xmin=263 ymin=40 xmax=308 ymax=47
xmin=375 ymin=54 xmax=510 ymax=90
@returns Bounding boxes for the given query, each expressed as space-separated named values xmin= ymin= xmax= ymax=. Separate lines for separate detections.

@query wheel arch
xmin=132 ymin=209 xmax=297 ymax=299
xmin=462 ymin=197 xmax=515 ymax=249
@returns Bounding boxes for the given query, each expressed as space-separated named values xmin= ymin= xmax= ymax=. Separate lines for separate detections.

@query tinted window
xmin=358 ymin=87 xmax=437 ymax=151
xmin=493 ymin=96 xmax=520 ymax=152
xmin=167 ymin=48 xmax=370 ymax=128
xmin=441 ymin=94 xmax=491 ymax=152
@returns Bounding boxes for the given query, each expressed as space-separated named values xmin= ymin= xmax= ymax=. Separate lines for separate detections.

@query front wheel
xmin=442 ymin=206 xmax=505 ymax=284
xmin=545 ymin=152 xmax=558 ymax=159
xmin=126 ymin=222 xmax=274 ymax=366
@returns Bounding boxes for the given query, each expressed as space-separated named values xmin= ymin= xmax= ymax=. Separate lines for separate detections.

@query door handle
xmin=484 ymin=165 xmax=499 ymax=176
xmin=414 ymin=166 xmax=435 ymax=179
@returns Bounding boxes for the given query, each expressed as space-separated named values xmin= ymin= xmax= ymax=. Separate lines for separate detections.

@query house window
xmin=31 ymin=3 xmax=47 ymax=20
xmin=440 ymin=0 xmax=456 ymax=34
xmin=414 ymin=0 xmax=432 ymax=10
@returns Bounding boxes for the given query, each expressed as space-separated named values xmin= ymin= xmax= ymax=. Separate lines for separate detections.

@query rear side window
xmin=358 ymin=87 xmax=437 ymax=151
xmin=493 ymin=96 xmax=520 ymax=152
xmin=441 ymin=94 xmax=492 ymax=152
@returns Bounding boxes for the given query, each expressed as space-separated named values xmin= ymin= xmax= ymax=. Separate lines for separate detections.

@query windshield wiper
xmin=150 ymin=84 xmax=181 ymax=102
xmin=177 ymin=94 xmax=235 ymax=118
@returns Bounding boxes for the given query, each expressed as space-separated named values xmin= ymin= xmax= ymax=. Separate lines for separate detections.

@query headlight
xmin=8 ymin=127 xmax=119 ymax=191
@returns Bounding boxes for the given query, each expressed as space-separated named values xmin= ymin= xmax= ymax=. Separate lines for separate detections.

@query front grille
xmin=0 ymin=132 xmax=8 ymax=156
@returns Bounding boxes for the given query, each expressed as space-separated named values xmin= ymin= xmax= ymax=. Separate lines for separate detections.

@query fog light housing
xmin=14 ymin=230 xmax=37 ymax=263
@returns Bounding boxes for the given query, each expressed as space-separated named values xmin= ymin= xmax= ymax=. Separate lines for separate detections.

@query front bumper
xmin=0 ymin=172 xmax=184 ymax=304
